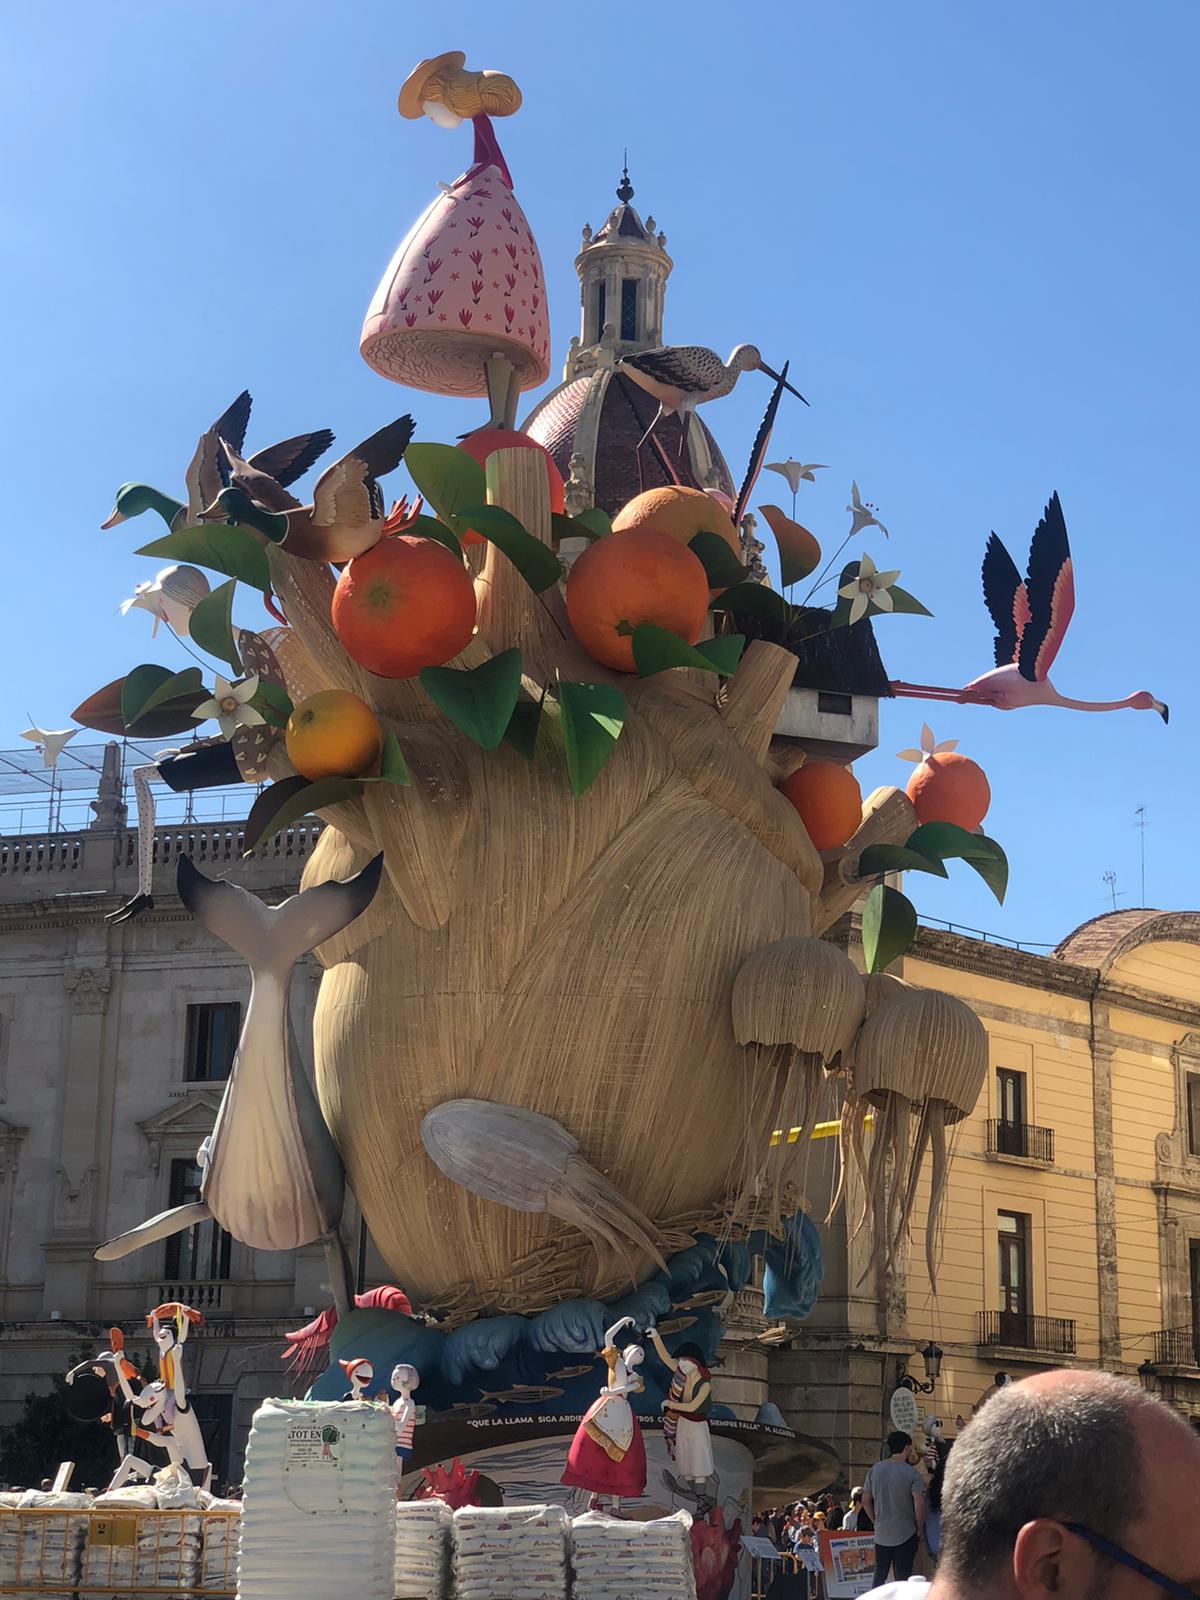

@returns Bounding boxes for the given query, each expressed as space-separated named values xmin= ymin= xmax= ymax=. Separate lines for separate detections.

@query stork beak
xmin=1154 ymin=699 xmax=1169 ymax=724
xmin=100 ymin=509 xmax=125 ymax=529
xmin=759 ymin=363 xmax=810 ymax=406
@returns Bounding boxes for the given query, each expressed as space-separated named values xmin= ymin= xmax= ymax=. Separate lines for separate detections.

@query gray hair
xmin=939 ymin=1373 xmax=1167 ymax=1586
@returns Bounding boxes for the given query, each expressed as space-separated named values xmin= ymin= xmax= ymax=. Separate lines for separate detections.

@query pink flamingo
xmin=891 ymin=492 xmax=1167 ymax=722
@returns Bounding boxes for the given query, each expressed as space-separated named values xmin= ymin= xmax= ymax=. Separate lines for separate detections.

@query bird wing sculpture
xmin=1017 ymin=490 xmax=1075 ymax=683
xmin=183 ymin=390 xmax=254 ymax=522
xmin=981 ymin=532 xmax=1030 ymax=668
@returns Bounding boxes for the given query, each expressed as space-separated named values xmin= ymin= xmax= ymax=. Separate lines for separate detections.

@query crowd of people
xmin=751 ymin=1490 xmax=869 ymax=1553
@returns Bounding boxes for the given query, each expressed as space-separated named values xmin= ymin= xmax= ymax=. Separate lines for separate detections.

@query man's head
xmin=934 ymin=1370 xmax=1200 ymax=1600
xmin=887 ymin=1430 xmax=913 ymax=1458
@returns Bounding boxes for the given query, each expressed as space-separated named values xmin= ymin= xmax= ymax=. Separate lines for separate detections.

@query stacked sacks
xmin=0 ymin=1489 xmax=90 ymax=1596
xmin=570 ymin=1510 xmax=697 ymax=1600
xmin=451 ymin=1505 xmax=570 ymax=1600
xmin=393 ymin=1499 xmax=452 ymax=1600
xmin=197 ymin=1495 xmax=242 ymax=1591
xmin=82 ymin=1481 xmax=203 ymax=1598
xmin=239 ymin=1400 xmax=396 ymax=1600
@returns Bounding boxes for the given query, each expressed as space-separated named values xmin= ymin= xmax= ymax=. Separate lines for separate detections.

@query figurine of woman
xmin=338 ymin=1357 xmax=374 ymax=1401
xmin=561 ymin=1316 xmax=647 ymax=1513
xmin=390 ymin=1363 xmax=420 ymax=1485
xmin=647 ymin=1330 xmax=716 ymax=1486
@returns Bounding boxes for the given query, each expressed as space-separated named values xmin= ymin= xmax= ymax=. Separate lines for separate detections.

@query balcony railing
xmin=986 ymin=1119 xmax=1055 ymax=1163
xmin=155 ymin=1280 xmax=228 ymax=1312
xmin=1154 ymin=1328 xmax=1200 ymax=1369
xmin=979 ymin=1310 xmax=1076 ymax=1354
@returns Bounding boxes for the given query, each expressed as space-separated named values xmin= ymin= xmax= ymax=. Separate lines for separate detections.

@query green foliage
xmin=135 ymin=526 xmax=272 ymax=593
xmin=862 ymin=883 xmax=918 ymax=974
xmin=572 ymin=507 xmax=612 ymax=540
xmin=688 ymin=532 xmax=747 ymax=588
xmin=403 ymin=514 xmax=463 ymax=559
xmin=451 ymin=505 xmax=562 ymax=592
xmin=503 ymin=699 xmax=543 ymax=760
xmin=855 ymin=842 xmax=949 ymax=879
xmin=0 ymin=1366 xmax=120 ymax=1491
xmin=710 ymin=581 xmax=791 ymax=622
xmin=188 ymin=580 xmax=242 ymax=675
xmin=404 ymin=443 xmax=487 ymax=524
xmin=419 ymin=650 xmax=524 ymax=750
xmin=695 ymin=634 xmax=746 ymax=675
xmin=375 ymin=731 xmax=411 ymax=786
xmin=558 ymin=681 xmax=626 ymax=796
xmin=121 ymin=665 xmax=206 ymax=731
xmin=630 ymin=623 xmax=742 ymax=678
xmin=905 ymin=822 xmax=1008 ymax=902
xmin=243 ymin=775 xmax=365 ymax=855
xmin=249 ymin=679 xmax=293 ymax=729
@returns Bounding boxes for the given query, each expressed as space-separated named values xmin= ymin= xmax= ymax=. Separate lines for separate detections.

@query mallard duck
xmin=200 ymin=415 xmax=415 ymax=562
xmin=101 ymin=390 xmax=334 ymax=531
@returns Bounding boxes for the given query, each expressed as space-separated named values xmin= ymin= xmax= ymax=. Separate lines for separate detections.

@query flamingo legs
xmin=890 ymin=680 xmax=991 ymax=705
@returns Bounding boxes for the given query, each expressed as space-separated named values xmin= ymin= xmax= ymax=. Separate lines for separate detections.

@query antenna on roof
xmin=1101 ymin=870 xmax=1121 ymax=913
xmin=1134 ymin=805 xmax=1146 ymax=906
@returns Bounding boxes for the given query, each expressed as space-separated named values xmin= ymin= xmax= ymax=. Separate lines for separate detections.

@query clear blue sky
xmin=3 ymin=1 xmax=1196 ymax=944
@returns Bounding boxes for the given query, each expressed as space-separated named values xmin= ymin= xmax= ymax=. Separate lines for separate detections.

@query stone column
xmin=1091 ymin=1006 xmax=1122 ymax=1366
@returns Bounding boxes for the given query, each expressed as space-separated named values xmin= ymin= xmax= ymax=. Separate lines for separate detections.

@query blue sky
xmin=2 ymin=1 xmax=1196 ymax=943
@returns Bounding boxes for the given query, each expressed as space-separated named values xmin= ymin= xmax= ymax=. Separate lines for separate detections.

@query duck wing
xmin=1017 ymin=491 xmax=1074 ymax=683
xmin=249 ymin=429 xmax=336 ymax=489
xmin=183 ymin=390 xmax=253 ymax=521
xmin=220 ymin=440 xmax=302 ymax=513
xmin=310 ymin=415 xmax=414 ymax=529
xmin=211 ymin=390 xmax=252 ymax=456
xmin=981 ymin=532 xmax=1029 ymax=668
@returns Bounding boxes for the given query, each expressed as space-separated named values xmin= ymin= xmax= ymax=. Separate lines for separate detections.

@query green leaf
xmin=375 ymin=730 xmax=411 ymax=786
xmin=861 ymin=883 xmax=918 ymax=973
xmin=249 ymin=677 xmax=293 ymax=729
xmin=404 ymin=442 xmax=487 ymax=523
xmin=503 ymin=699 xmax=543 ymax=760
xmin=710 ymin=581 xmax=791 ymax=622
xmin=573 ymin=506 xmax=612 ymax=540
xmin=688 ymin=532 xmax=747 ymax=588
xmin=74 ymin=675 xmax=207 ymax=737
xmin=419 ymin=649 xmax=523 ymax=750
xmin=133 ymin=666 xmax=204 ymax=722
xmin=122 ymin=665 xmax=181 ymax=730
xmin=188 ymin=579 xmax=242 ymax=674
xmin=243 ymin=775 xmax=365 ymax=855
xmin=631 ymin=622 xmax=723 ymax=678
xmin=404 ymin=513 xmax=463 ymax=560
xmin=451 ymin=504 xmax=562 ymax=592
xmin=695 ymin=634 xmax=746 ymax=676
xmin=886 ymin=586 xmax=933 ymax=617
xmin=135 ymin=525 xmax=272 ymax=593
xmin=559 ymin=681 xmax=626 ymax=796
xmin=855 ymin=842 xmax=949 ymax=879
xmin=905 ymin=823 xmax=1009 ymax=903
xmin=551 ymin=512 xmax=605 ymax=546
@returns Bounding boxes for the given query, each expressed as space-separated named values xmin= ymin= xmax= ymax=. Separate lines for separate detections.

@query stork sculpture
xmin=891 ymin=493 xmax=1168 ymax=721
xmin=619 ymin=343 xmax=807 ymax=466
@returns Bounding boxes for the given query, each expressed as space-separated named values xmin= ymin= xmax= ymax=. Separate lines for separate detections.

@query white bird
xmin=619 ymin=343 xmax=808 ymax=456
xmin=119 ymin=564 xmax=211 ymax=637
xmin=20 ymin=726 xmax=79 ymax=768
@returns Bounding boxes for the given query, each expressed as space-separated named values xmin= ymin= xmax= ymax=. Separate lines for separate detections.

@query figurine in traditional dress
xmin=339 ymin=1357 xmax=374 ymax=1401
xmin=647 ymin=1330 xmax=716 ymax=1503
xmin=390 ymin=1363 xmax=420 ymax=1486
xmin=561 ymin=1316 xmax=647 ymax=1513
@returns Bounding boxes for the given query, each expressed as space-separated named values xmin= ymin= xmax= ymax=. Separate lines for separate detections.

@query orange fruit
xmin=612 ymin=484 xmax=741 ymax=559
xmin=779 ymin=760 xmax=864 ymax=850
xmin=906 ymin=752 xmax=991 ymax=831
xmin=286 ymin=690 xmax=383 ymax=781
xmin=565 ymin=528 xmax=710 ymax=673
xmin=332 ymin=535 xmax=476 ymax=678
xmin=457 ymin=429 xmax=565 ymax=545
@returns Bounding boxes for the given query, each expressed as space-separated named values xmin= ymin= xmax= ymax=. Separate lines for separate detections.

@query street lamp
xmin=896 ymin=1341 xmax=944 ymax=1394
xmin=1137 ymin=1359 xmax=1158 ymax=1391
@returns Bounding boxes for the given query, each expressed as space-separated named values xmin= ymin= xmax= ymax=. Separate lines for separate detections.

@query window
xmin=817 ymin=691 xmax=853 ymax=716
xmin=996 ymin=1068 xmax=1027 ymax=1155
xmin=620 ymin=279 xmax=638 ymax=341
xmin=164 ymin=1160 xmax=231 ymax=1281
xmin=185 ymin=1003 xmax=239 ymax=1082
xmin=190 ymin=1393 xmax=234 ymax=1489
xmin=997 ymin=1210 xmax=1031 ymax=1344
xmin=594 ymin=281 xmax=606 ymax=336
xmin=1187 ymin=1074 xmax=1200 ymax=1157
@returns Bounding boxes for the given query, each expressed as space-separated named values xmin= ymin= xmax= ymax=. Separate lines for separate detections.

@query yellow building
xmin=763 ymin=909 xmax=1200 ymax=1485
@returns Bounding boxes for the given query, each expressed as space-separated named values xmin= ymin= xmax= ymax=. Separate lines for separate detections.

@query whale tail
xmin=176 ymin=852 xmax=384 ymax=974
xmin=95 ymin=1201 xmax=213 ymax=1261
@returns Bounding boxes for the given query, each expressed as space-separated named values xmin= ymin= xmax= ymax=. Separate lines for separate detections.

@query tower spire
xmin=616 ymin=153 xmax=633 ymax=204
xmin=566 ymin=170 xmax=672 ymax=380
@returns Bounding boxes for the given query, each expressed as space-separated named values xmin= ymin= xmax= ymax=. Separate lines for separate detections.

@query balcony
xmin=986 ymin=1119 xmax=1055 ymax=1164
xmin=979 ymin=1310 xmax=1076 ymax=1355
xmin=1153 ymin=1328 xmax=1200 ymax=1370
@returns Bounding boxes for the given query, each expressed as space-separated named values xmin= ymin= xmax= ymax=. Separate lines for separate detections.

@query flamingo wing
xmin=981 ymin=532 xmax=1029 ymax=667
xmin=1018 ymin=491 xmax=1074 ymax=682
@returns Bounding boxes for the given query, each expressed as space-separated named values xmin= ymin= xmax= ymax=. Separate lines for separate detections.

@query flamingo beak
xmin=759 ymin=363 xmax=810 ymax=406
xmin=1153 ymin=699 xmax=1169 ymax=724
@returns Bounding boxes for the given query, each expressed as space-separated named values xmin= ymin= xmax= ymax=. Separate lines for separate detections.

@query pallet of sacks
xmin=451 ymin=1504 xmax=570 ymax=1600
xmin=393 ymin=1499 xmax=452 ymax=1600
xmin=0 ymin=1488 xmax=91 ymax=1598
xmin=80 ymin=1479 xmax=204 ymax=1598
xmin=570 ymin=1509 xmax=697 ymax=1600
xmin=196 ymin=1493 xmax=241 ymax=1592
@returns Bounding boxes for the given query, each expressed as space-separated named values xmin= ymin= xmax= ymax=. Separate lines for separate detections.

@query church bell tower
xmin=565 ymin=166 xmax=672 ymax=380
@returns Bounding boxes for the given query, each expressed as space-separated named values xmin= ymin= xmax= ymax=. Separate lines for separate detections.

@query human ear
xmin=1013 ymin=1520 xmax=1087 ymax=1600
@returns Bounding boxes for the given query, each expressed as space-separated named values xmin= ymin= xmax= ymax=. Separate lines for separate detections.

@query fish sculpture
xmin=95 ymin=853 xmax=384 ymax=1310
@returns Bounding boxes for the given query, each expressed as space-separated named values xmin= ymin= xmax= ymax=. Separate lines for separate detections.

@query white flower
xmin=897 ymin=724 xmax=958 ymax=763
xmin=192 ymin=675 xmax=264 ymax=739
xmin=20 ymin=726 xmax=78 ymax=769
xmin=765 ymin=459 xmax=828 ymax=494
xmin=838 ymin=554 xmax=901 ymax=624
xmin=847 ymin=481 xmax=889 ymax=539
xmin=119 ymin=564 xmax=211 ymax=637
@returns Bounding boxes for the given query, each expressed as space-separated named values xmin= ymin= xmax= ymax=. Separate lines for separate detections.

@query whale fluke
xmin=96 ymin=1201 xmax=212 ymax=1261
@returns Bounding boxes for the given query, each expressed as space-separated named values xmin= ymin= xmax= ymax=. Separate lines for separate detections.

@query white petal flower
xmin=847 ymin=481 xmax=890 ymax=539
xmin=192 ymin=675 xmax=261 ymax=739
xmin=839 ymin=555 xmax=903 ymax=624
xmin=848 ymin=591 xmax=870 ymax=624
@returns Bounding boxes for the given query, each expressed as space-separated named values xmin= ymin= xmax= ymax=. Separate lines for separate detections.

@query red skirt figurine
xmin=562 ymin=1388 xmax=647 ymax=1500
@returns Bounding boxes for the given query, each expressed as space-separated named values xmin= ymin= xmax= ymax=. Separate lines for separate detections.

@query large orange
xmin=286 ymin=690 xmax=383 ymax=781
xmin=332 ymin=535 xmax=476 ymax=678
xmin=457 ymin=429 xmax=565 ymax=545
xmin=565 ymin=528 xmax=710 ymax=673
xmin=779 ymin=760 xmax=863 ymax=850
xmin=612 ymin=484 xmax=741 ymax=559
xmin=906 ymin=752 xmax=991 ymax=830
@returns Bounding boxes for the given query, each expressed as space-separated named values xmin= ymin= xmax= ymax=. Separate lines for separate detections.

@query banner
xmin=819 ymin=1531 xmax=878 ymax=1597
